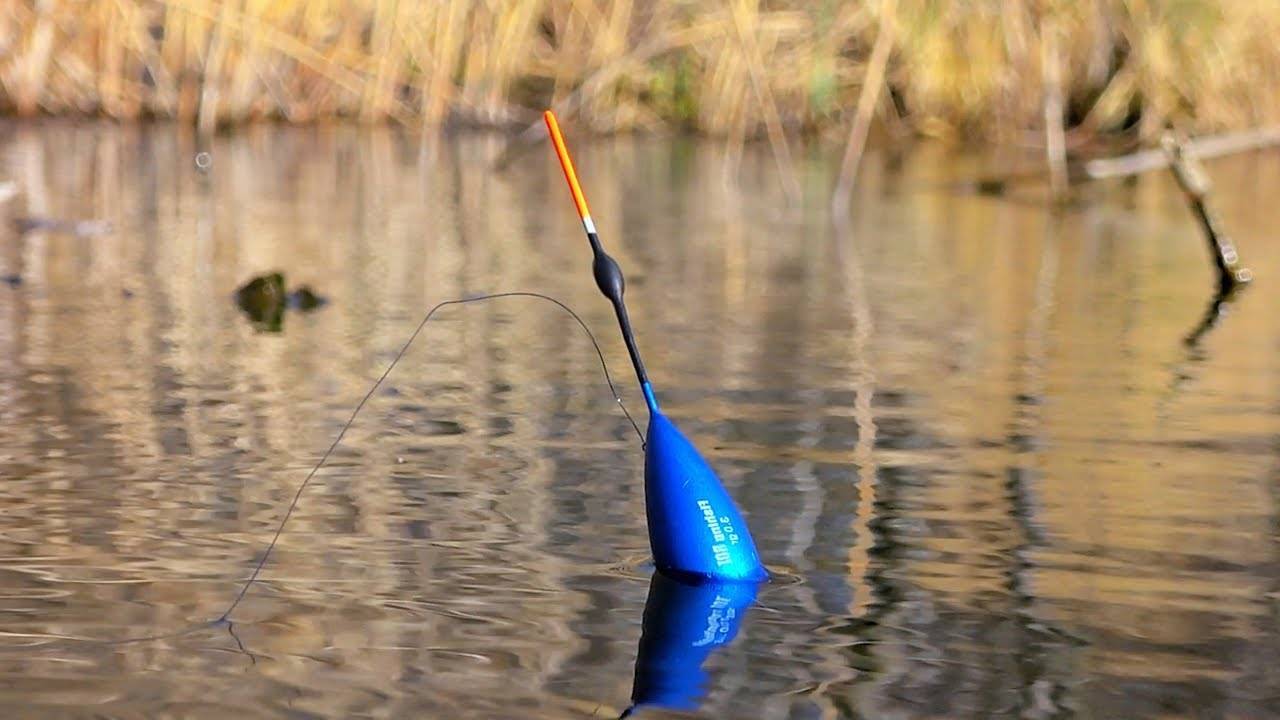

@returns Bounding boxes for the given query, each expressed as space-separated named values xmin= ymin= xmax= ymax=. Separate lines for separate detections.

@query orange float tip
xmin=544 ymin=110 xmax=592 ymax=225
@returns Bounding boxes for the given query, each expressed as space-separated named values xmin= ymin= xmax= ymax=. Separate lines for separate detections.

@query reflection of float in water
xmin=622 ymin=572 xmax=760 ymax=717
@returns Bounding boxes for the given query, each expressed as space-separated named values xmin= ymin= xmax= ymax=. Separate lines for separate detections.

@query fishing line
xmin=4 ymin=291 xmax=643 ymax=649
xmin=219 ymin=291 xmax=643 ymax=620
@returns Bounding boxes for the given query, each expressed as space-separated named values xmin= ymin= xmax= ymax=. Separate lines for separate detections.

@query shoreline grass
xmin=1 ymin=1 xmax=1277 ymax=142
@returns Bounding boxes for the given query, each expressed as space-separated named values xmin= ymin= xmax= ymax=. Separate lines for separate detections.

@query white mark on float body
xmin=698 ymin=500 xmax=736 ymax=566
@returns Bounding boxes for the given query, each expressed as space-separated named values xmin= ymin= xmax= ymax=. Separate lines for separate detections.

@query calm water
xmin=1 ymin=122 xmax=1277 ymax=719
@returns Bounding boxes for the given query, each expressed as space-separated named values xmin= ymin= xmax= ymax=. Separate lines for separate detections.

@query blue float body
xmin=643 ymin=409 xmax=767 ymax=583
xmin=626 ymin=572 xmax=759 ymax=714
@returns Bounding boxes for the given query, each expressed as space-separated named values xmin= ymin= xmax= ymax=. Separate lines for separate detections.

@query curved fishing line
xmin=219 ymin=291 xmax=643 ymax=620
xmin=4 ymin=292 xmax=643 ymax=649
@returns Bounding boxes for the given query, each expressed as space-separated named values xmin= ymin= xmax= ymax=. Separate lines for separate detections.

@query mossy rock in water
xmin=235 ymin=272 xmax=286 ymax=331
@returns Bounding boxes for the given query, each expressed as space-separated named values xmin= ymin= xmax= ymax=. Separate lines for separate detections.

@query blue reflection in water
xmin=622 ymin=573 xmax=760 ymax=717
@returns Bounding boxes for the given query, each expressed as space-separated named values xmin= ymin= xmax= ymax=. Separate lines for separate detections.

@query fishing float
xmin=544 ymin=110 xmax=767 ymax=584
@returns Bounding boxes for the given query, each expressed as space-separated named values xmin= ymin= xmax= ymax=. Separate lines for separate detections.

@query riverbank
xmin=2 ymin=1 xmax=1277 ymax=142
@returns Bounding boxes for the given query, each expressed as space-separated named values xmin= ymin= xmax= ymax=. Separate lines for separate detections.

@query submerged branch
xmin=1156 ymin=283 xmax=1247 ymax=422
xmin=1153 ymin=131 xmax=1253 ymax=418
xmin=962 ymin=126 xmax=1280 ymax=196
xmin=1161 ymin=131 xmax=1253 ymax=294
xmin=1183 ymin=284 xmax=1245 ymax=350
xmin=1085 ymin=126 xmax=1280 ymax=181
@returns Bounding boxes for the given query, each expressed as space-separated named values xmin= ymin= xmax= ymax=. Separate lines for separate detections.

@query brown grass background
xmin=1 ymin=1 xmax=1278 ymax=141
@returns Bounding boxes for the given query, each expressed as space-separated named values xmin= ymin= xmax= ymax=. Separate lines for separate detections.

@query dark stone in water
xmin=973 ymin=178 xmax=1009 ymax=196
xmin=235 ymin=272 xmax=327 ymax=332
xmin=288 ymin=285 xmax=328 ymax=311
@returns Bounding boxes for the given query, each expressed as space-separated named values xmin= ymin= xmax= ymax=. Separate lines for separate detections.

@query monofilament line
xmin=1 ymin=292 xmax=642 ymax=648
xmin=219 ymin=291 xmax=644 ymax=620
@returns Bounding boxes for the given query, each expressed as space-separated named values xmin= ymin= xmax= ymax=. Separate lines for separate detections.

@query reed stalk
xmin=0 ymin=1 xmax=1275 ymax=142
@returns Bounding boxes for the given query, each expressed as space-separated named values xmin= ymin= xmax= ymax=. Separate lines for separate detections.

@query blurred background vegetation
xmin=1 ymin=0 xmax=1277 ymax=143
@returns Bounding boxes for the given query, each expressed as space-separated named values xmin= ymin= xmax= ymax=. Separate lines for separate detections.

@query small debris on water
xmin=2 ymin=273 xmax=21 ymax=287
xmin=195 ymin=152 xmax=212 ymax=172
xmin=13 ymin=217 xmax=114 ymax=237
xmin=288 ymin=285 xmax=327 ymax=311
xmin=974 ymin=178 xmax=1009 ymax=196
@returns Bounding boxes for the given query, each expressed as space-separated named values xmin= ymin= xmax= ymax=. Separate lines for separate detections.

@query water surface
xmin=1 ymin=122 xmax=1277 ymax=718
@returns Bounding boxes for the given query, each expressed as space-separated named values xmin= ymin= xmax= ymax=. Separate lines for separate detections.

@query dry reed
xmin=0 ymin=1 xmax=1278 ymax=141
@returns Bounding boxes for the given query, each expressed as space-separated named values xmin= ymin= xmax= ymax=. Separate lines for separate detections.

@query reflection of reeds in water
xmin=1 ymin=2 xmax=1279 ymax=138
xmin=0 ymin=125 xmax=626 ymax=713
xmin=3 ymin=127 xmax=1277 ymax=715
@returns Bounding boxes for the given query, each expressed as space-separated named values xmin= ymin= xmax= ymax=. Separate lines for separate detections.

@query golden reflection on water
xmin=0 ymin=121 xmax=1278 ymax=718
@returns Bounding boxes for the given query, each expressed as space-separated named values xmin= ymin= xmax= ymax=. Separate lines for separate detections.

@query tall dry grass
xmin=0 ymin=1 xmax=1278 ymax=141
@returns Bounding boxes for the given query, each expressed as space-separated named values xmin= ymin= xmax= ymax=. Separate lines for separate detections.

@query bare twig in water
xmin=1041 ymin=18 xmax=1068 ymax=200
xmin=1085 ymin=126 xmax=1280 ymax=181
xmin=961 ymin=126 xmax=1280 ymax=195
xmin=1152 ymin=131 xmax=1254 ymax=419
xmin=832 ymin=0 xmax=896 ymax=216
xmin=1160 ymin=131 xmax=1253 ymax=294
